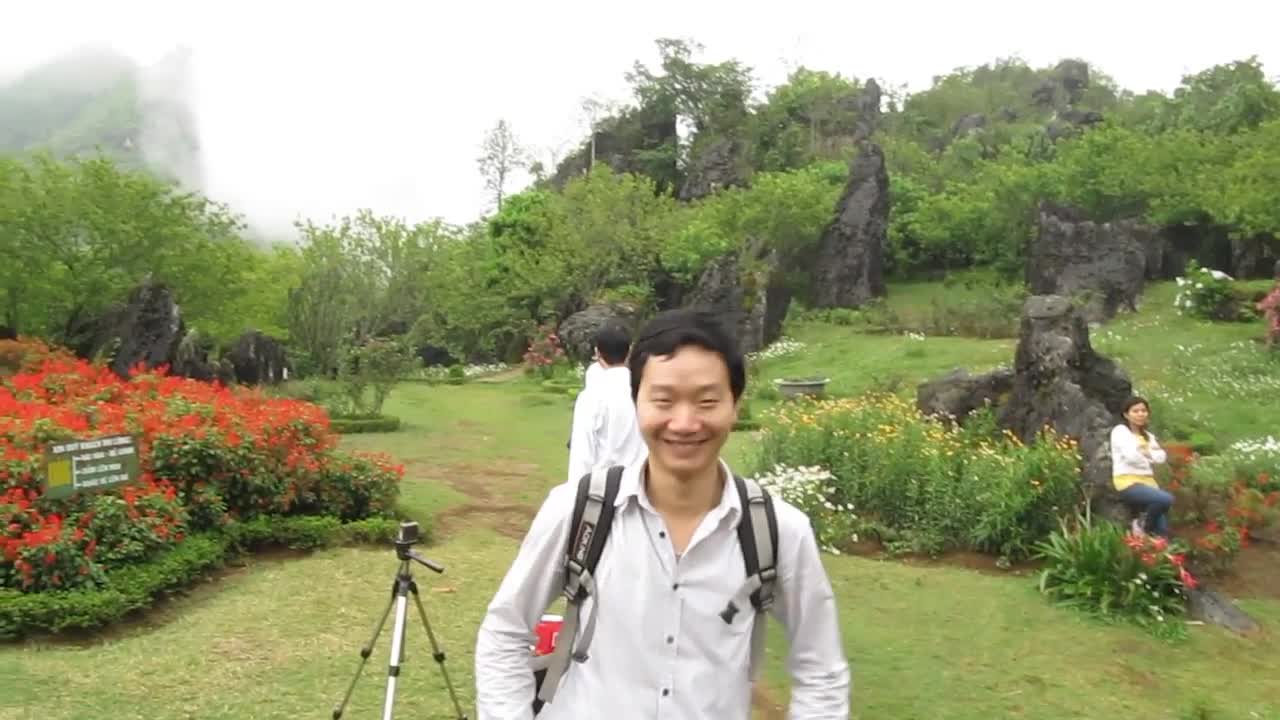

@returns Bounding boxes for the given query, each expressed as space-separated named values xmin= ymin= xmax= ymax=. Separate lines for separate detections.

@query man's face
xmin=634 ymin=345 xmax=738 ymax=479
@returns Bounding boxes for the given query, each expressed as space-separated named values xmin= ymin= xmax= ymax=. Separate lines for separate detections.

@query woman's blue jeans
xmin=1120 ymin=484 xmax=1174 ymax=537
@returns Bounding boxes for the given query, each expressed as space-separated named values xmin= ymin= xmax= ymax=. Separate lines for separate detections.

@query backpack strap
xmin=535 ymin=464 xmax=623 ymax=706
xmin=720 ymin=474 xmax=779 ymax=625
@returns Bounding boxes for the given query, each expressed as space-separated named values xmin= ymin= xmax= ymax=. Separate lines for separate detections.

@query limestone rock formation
xmin=809 ymin=142 xmax=889 ymax=309
xmin=557 ymin=303 xmax=643 ymax=364
xmin=227 ymin=330 xmax=289 ymax=385
xmin=1027 ymin=202 xmax=1152 ymax=323
xmin=997 ymin=295 xmax=1133 ymax=510
xmin=678 ymin=137 xmax=751 ymax=202
xmin=682 ymin=248 xmax=788 ymax=355
xmin=916 ymin=367 xmax=1015 ymax=422
xmin=108 ymin=280 xmax=186 ymax=378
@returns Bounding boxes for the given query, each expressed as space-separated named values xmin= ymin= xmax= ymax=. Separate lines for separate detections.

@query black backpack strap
xmin=720 ymin=474 xmax=780 ymax=624
xmin=535 ymin=464 xmax=624 ymax=706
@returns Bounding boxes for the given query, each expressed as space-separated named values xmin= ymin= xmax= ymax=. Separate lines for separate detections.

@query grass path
xmin=3 ymin=360 xmax=1280 ymax=718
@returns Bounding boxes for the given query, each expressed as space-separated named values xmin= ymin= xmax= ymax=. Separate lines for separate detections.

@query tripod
xmin=333 ymin=522 xmax=468 ymax=720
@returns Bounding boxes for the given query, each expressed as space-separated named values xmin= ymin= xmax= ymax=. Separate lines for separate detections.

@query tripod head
xmin=394 ymin=521 xmax=445 ymax=574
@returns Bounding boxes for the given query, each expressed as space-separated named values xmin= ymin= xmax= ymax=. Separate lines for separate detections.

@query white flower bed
xmin=463 ymin=363 xmax=509 ymax=378
xmin=747 ymin=338 xmax=807 ymax=362
xmin=750 ymin=463 xmax=859 ymax=554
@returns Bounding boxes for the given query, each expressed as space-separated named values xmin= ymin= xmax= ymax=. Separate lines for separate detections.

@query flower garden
xmin=0 ymin=338 xmax=403 ymax=638
xmin=743 ymin=378 xmax=1280 ymax=638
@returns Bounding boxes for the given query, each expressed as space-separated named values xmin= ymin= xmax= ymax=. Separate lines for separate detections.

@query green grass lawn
xmin=3 ymin=289 xmax=1280 ymax=719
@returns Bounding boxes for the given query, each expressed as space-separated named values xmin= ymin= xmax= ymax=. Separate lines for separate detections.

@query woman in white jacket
xmin=1110 ymin=396 xmax=1172 ymax=537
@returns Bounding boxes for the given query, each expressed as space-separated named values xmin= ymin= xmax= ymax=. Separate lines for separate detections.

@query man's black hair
xmin=594 ymin=324 xmax=631 ymax=365
xmin=627 ymin=309 xmax=745 ymax=401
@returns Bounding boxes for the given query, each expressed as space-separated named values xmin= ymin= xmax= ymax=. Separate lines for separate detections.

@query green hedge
xmin=330 ymin=414 xmax=403 ymax=434
xmin=0 ymin=514 xmax=406 ymax=640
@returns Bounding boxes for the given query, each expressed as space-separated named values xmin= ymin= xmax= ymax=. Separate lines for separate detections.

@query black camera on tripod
xmin=396 ymin=520 xmax=421 ymax=546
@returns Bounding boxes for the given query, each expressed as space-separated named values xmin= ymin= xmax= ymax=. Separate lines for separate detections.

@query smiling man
xmin=474 ymin=309 xmax=851 ymax=719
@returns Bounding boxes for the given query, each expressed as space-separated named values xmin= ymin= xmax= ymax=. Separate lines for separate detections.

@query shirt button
xmin=658 ymin=531 xmax=666 ymax=538
xmin=666 ymin=635 xmax=673 ymax=644
xmin=662 ymin=689 xmax=670 ymax=697
xmin=672 ymin=582 xmax=679 ymax=590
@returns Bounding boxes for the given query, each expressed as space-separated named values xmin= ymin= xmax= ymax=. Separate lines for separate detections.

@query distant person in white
xmin=583 ymin=349 xmax=604 ymax=388
xmin=475 ymin=309 xmax=851 ymax=719
xmin=565 ymin=325 xmax=646 ymax=484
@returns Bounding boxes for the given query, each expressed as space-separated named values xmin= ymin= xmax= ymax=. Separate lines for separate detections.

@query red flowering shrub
xmin=0 ymin=341 xmax=403 ymax=593
xmin=522 ymin=323 xmax=566 ymax=378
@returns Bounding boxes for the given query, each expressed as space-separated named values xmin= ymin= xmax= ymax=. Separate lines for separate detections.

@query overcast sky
xmin=4 ymin=0 xmax=1277 ymax=238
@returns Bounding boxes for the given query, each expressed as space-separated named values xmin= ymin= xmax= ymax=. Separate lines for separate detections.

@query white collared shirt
xmin=566 ymin=365 xmax=646 ymax=484
xmin=584 ymin=361 xmax=603 ymax=388
xmin=474 ymin=458 xmax=852 ymax=719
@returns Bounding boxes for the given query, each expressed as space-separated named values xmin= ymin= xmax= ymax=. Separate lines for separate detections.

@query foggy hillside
xmin=0 ymin=45 xmax=203 ymax=188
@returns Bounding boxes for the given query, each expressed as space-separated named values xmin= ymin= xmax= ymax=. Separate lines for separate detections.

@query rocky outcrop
xmin=951 ymin=113 xmax=987 ymax=138
xmin=678 ymin=137 xmax=751 ymax=201
xmin=682 ymin=248 xmax=787 ymax=355
xmin=227 ymin=330 xmax=289 ymax=385
xmin=1034 ymin=59 xmax=1092 ymax=108
xmin=1027 ymin=202 xmax=1152 ymax=323
xmin=841 ymin=78 xmax=882 ymax=143
xmin=557 ymin=303 xmax=643 ymax=363
xmin=551 ymin=103 xmax=679 ymax=193
xmin=809 ymin=142 xmax=889 ymax=309
xmin=108 ymin=280 xmax=186 ymax=378
xmin=997 ymin=295 xmax=1133 ymax=514
xmin=916 ymin=367 xmax=1015 ymax=422
xmin=914 ymin=294 xmax=1135 ymax=520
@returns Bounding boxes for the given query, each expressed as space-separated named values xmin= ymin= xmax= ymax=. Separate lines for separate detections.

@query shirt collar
xmin=615 ymin=457 xmax=743 ymax=523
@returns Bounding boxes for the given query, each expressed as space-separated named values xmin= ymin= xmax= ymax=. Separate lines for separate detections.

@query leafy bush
xmin=337 ymin=338 xmax=419 ymax=415
xmin=0 ymin=344 xmax=403 ymax=594
xmin=1035 ymin=513 xmax=1197 ymax=637
xmin=753 ymin=395 xmax=1081 ymax=559
xmin=1174 ymin=261 xmax=1245 ymax=320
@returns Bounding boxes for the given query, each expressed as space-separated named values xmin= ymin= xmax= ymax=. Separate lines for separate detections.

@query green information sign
xmin=42 ymin=434 xmax=142 ymax=499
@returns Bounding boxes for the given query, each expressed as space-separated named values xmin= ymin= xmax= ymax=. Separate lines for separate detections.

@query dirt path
xmin=417 ymin=459 xmax=543 ymax=541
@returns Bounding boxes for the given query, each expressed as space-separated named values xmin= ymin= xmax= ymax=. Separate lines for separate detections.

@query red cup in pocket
xmin=534 ymin=614 xmax=563 ymax=656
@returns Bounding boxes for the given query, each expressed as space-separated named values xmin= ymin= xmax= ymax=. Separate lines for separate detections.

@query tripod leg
xmin=382 ymin=578 xmax=412 ymax=720
xmin=332 ymin=582 xmax=398 ymax=720
xmin=410 ymin=581 xmax=469 ymax=720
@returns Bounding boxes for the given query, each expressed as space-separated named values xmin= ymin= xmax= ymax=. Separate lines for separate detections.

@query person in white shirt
xmin=565 ymin=325 xmax=646 ymax=484
xmin=565 ymin=350 xmax=606 ymax=451
xmin=1110 ymin=396 xmax=1172 ymax=537
xmin=475 ymin=309 xmax=851 ymax=719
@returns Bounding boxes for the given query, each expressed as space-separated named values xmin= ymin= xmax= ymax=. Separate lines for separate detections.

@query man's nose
xmin=668 ymin=404 xmax=699 ymax=432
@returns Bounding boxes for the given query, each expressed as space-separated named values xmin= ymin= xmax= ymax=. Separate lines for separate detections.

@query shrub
xmin=753 ymin=394 xmax=1081 ymax=559
xmin=1035 ymin=512 xmax=1197 ymax=637
xmin=0 ymin=350 xmax=403 ymax=593
xmin=1174 ymin=260 xmax=1247 ymax=321
xmin=522 ymin=323 xmax=566 ymax=379
xmin=330 ymin=415 xmax=403 ymax=434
